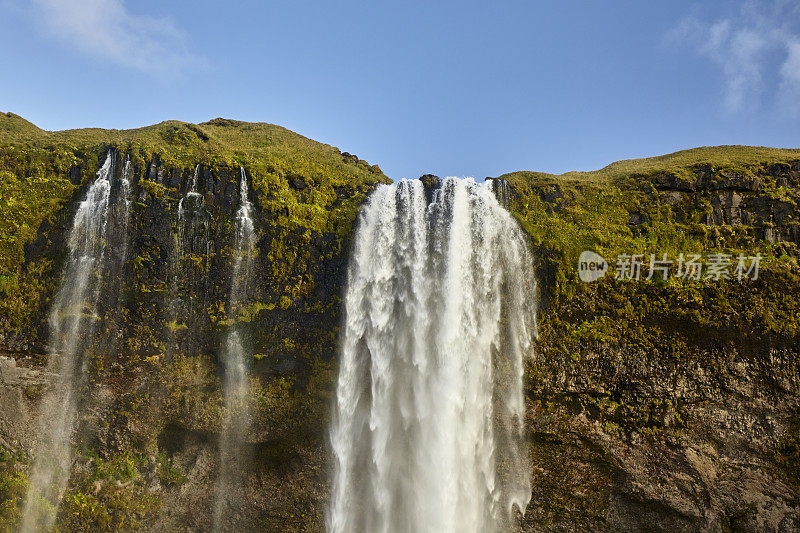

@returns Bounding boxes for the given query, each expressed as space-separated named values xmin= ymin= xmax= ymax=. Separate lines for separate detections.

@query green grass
xmin=499 ymin=145 xmax=800 ymax=185
xmin=502 ymin=144 xmax=800 ymax=282
xmin=0 ymin=111 xmax=390 ymax=247
xmin=0 ymin=112 xmax=390 ymax=337
xmin=0 ymin=112 xmax=386 ymax=184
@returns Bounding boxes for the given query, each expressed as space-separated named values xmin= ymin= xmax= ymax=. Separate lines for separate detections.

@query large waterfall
xmin=21 ymin=153 xmax=132 ymax=532
xmin=328 ymin=178 xmax=537 ymax=533
xmin=213 ymin=167 xmax=256 ymax=530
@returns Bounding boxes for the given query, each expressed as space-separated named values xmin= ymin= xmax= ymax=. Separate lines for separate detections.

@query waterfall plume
xmin=20 ymin=152 xmax=132 ymax=532
xmin=213 ymin=167 xmax=256 ymax=530
xmin=328 ymin=177 xmax=537 ymax=533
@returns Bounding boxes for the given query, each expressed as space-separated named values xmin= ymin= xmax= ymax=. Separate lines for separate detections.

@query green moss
xmin=138 ymin=179 xmax=168 ymax=200
xmin=56 ymin=451 xmax=161 ymax=532
xmin=165 ymin=320 xmax=188 ymax=332
xmin=0 ymin=112 xmax=390 ymax=341
xmin=155 ymin=354 xmax=222 ymax=433
xmin=776 ymin=423 xmax=800 ymax=494
xmin=501 ymin=145 xmax=800 ymax=185
xmin=0 ymin=163 xmax=73 ymax=336
xmin=0 ymin=452 xmax=27 ymax=532
xmin=155 ymin=454 xmax=186 ymax=488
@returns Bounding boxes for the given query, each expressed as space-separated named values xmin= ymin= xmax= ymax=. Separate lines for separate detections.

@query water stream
xmin=170 ymin=164 xmax=209 ymax=337
xmin=20 ymin=153 xmax=132 ymax=532
xmin=213 ymin=167 xmax=256 ymax=530
xmin=329 ymin=177 xmax=537 ymax=533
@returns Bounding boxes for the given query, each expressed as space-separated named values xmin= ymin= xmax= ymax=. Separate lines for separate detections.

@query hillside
xmin=499 ymin=146 xmax=800 ymax=531
xmin=0 ymin=113 xmax=797 ymax=531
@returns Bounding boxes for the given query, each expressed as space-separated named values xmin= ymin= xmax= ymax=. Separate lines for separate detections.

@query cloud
xmin=666 ymin=0 xmax=800 ymax=114
xmin=30 ymin=0 xmax=206 ymax=76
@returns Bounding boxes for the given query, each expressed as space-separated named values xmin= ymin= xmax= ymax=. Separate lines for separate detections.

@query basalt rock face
xmin=0 ymin=114 xmax=388 ymax=531
xmin=648 ymin=162 xmax=800 ymax=243
xmin=503 ymin=154 xmax=800 ymax=532
xmin=0 ymin=114 xmax=799 ymax=533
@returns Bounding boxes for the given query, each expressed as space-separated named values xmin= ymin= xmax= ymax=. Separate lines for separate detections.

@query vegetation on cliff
xmin=0 ymin=110 xmax=798 ymax=530
xmin=502 ymin=148 xmax=800 ymax=530
xmin=0 ymin=112 xmax=387 ymax=531
xmin=0 ymin=111 xmax=387 ymax=338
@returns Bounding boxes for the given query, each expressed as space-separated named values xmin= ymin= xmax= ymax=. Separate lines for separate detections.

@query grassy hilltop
xmin=0 ymin=111 xmax=389 ymax=338
xmin=500 ymin=145 xmax=800 ymax=530
xmin=0 ymin=113 xmax=798 ymax=530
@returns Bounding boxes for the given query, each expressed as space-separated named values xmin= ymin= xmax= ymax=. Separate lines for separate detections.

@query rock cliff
xmin=0 ymin=113 xmax=798 ymax=532
xmin=504 ymin=150 xmax=800 ymax=531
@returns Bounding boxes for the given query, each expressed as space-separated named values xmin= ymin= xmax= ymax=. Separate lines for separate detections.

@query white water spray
xmin=213 ymin=167 xmax=256 ymax=530
xmin=21 ymin=152 xmax=131 ymax=532
xmin=329 ymin=177 xmax=537 ymax=533
xmin=176 ymin=164 xmax=206 ymax=253
xmin=171 ymin=164 xmax=209 ymax=332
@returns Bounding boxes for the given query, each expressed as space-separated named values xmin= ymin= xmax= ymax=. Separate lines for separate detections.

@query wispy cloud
xmin=666 ymin=0 xmax=800 ymax=114
xmin=30 ymin=0 xmax=206 ymax=76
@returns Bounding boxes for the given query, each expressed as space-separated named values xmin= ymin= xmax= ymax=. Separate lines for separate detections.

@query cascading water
xmin=177 ymin=164 xmax=203 ymax=222
xmin=329 ymin=177 xmax=537 ymax=533
xmin=213 ymin=167 xmax=256 ymax=530
xmin=489 ymin=178 xmax=511 ymax=208
xmin=20 ymin=153 xmax=132 ymax=532
xmin=171 ymin=164 xmax=209 ymax=335
xmin=175 ymin=164 xmax=206 ymax=266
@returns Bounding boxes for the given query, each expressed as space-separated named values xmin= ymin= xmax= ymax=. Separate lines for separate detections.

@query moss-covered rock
xmin=0 ymin=113 xmax=387 ymax=531
xmin=1 ymin=111 xmax=799 ymax=531
xmin=502 ymin=151 xmax=800 ymax=531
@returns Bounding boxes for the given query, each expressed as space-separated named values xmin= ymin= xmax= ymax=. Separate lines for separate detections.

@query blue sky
xmin=1 ymin=0 xmax=799 ymax=180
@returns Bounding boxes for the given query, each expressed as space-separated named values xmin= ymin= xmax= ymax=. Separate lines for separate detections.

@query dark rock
xmin=168 ymin=168 xmax=182 ymax=189
xmin=651 ymin=172 xmax=695 ymax=192
xmin=708 ymin=191 xmax=744 ymax=225
xmin=341 ymin=152 xmax=359 ymax=165
xmin=707 ymin=170 xmax=761 ymax=192
xmin=742 ymin=197 xmax=794 ymax=226
xmin=419 ymin=174 xmax=441 ymax=204
xmin=147 ymin=155 xmax=159 ymax=182
xmin=628 ymin=212 xmax=650 ymax=227
xmin=333 ymin=186 xmax=351 ymax=200
xmin=221 ymin=180 xmax=237 ymax=210
xmin=68 ymin=165 xmax=82 ymax=185
xmin=539 ymin=184 xmax=563 ymax=205
xmin=287 ymin=173 xmax=307 ymax=190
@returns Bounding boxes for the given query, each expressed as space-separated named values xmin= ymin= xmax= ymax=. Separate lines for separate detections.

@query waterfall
xmin=21 ymin=152 xmax=131 ymax=532
xmin=488 ymin=178 xmax=511 ymax=207
xmin=176 ymin=164 xmax=207 ymax=257
xmin=171 ymin=164 xmax=209 ymax=334
xmin=177 ymin=164 xmax=203 ymax=221
xmin=328 ymin=177 xmax=537 ymax=533
xmin=213 ymin=167 xmax=256 ymax=530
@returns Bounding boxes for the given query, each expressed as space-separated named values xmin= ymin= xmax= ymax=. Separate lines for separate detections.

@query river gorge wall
xmin=0 ymin=113 xmax=798 ymax=531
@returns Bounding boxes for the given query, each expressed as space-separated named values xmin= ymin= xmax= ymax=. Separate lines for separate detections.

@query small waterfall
xmin=171 ymin=164 xmax=209 ymax=335
xmin=111 ymin=158 xmax=134 ymax=266
xmin=177 ymin=164 xmax=207 ymax=255
xmin=329 ymin=178 xmax=537 ymax=533
xmin=213 ymin=167 xmax=256 ymax=530
xmin=177 ymin=164 xmax=202 ymax=219
xmin=21 ymin=152 xmax=131 ymax=532
xmin=488 ymin=178 xmax=511 ymax=207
